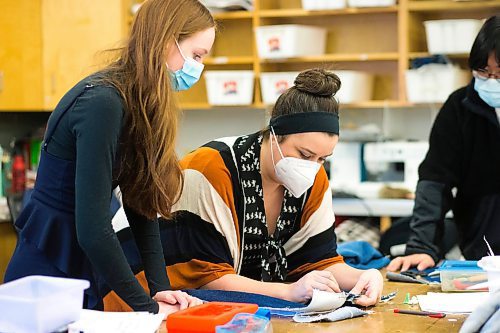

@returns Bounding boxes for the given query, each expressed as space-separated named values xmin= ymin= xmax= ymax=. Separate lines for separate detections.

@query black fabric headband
xmin=269 ymin=112 xmax=339 ymax=135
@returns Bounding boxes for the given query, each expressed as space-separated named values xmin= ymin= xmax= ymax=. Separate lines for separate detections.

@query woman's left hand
xmin=153 ymin=290 xmax=203 ymax=310
xmin=348 ymin=269 xmax=384 ymax=307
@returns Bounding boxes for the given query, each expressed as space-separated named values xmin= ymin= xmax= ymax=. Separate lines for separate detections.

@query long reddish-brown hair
xmin=97 ymin=0 xmax=214 ymax=219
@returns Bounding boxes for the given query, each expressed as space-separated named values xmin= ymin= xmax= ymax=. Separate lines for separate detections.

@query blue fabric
xmin=337 ymin=241 xmax=390 ymax=270
xmin=184 ymin=289 xmax=305 ymax=310
xmin=6 ymin=145 xmax=98 ymax=308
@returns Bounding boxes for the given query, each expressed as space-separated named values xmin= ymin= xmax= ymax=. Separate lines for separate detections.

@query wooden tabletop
xmin=160 ymin=280 xmax=467 ymax=333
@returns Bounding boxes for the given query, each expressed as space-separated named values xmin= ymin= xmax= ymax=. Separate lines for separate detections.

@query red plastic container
xmin=167 ymin=302 xmax=258 ymax=333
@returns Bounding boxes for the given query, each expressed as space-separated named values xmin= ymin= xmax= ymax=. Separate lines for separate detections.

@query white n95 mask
xmin=270 ymin=128 xmax=321 ymax=198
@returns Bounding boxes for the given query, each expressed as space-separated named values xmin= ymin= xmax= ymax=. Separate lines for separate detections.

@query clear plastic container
xmin=439 ymin=260 xmax=487 ymax=292
xmin=0 ymin=275 xmax=89 ymax=333
xmin=216 ymin=313 xmax=272 ymax=333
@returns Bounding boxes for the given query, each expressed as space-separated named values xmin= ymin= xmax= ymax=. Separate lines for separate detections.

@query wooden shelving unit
xmin=408 ymin=0 xmax=500 ymax=11
xmin=3 ymin=0 xmax=498 ymax=112
xmin=177 ymin=0 xmax=495 ymax=111
xmin=258 ymin=6 xmax=398 ymax=17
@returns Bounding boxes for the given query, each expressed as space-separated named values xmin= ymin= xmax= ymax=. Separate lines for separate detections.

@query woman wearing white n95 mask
xmin=104 ymin=68 xmax=383 ymax=311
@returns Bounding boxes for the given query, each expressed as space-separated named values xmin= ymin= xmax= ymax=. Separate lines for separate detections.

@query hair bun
xmin=294 ymin=68 xmax=341 ymax=97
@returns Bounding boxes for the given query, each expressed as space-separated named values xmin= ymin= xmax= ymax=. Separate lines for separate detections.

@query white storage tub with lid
xmin=334 ymin=70 xmax=374 ymax=103
xmin=260 ymin=72 xmax=299 ymax=105
xmin=204 ymin=70 xmax=255 ymax=105
xmin=302 ymin=0 xmax=347 ymax=10
xmin=405 ymin=64 xmax=470 ymax=103
xmin=256 ymin=24 xmax=327 ymax=59
xmin=348 ymin=0 xmax=396 ymax=7
xmin=424 ymin=19 xmax=483 ymax=54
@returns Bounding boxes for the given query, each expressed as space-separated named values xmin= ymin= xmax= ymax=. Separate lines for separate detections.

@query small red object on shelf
xmin=167 ymin=302 xmax=258 ymax=333
xmin=11 ymin=154 xmax=26 ymax=193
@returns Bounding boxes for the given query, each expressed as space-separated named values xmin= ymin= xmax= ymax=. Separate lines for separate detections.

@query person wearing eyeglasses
xmin=388 ymin=15 xmax=500 ymax=273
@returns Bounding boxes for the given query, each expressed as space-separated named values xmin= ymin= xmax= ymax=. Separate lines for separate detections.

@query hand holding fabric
xmin=349 ymin=269 xmax=383 ymax=307
xmin=288 ymin=270 xmax=341 ymax=303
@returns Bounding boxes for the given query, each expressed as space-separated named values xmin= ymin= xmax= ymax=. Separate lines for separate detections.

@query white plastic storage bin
xmin=302 ymin=0 xmax=346 ymax=10
xmin=334 ymin=70 xmax=374 ymax=103
xmin=0 ymin=275 xmax=89 ymax=333
xmin=256 ymin=25 xmax=327 ymax=59
xmin=348 ymin=0 xmax=396 ymax=7
xmin=204 ymin=70 xmax=254 ymax=105
xmin=405 ymin=64 xmax=470 ymax=103
xmin=424 ymin=19 xmax=483 ymax=54
xmin=260 ymin=72 xmax=299 ymax=105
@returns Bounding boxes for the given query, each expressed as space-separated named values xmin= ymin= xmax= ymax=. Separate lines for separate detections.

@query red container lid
xmin=167 ymin=302 xmax=258 ymax=333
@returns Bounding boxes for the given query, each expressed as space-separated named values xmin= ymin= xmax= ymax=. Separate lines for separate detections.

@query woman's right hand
xmin=154 ymin=290 xmax=203 ymax=319
xmin=153 ymin=290 xmax=203 ymax=310
xmin=157 ymin=301 xmax=181 ymax=319
xmin=287 ymin=270 xmax=341 ymax=303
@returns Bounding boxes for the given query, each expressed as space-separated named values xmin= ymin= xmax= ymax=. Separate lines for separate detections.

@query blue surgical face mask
xmin=169 ymin=39 xmax=204 ymax=91
xmin=474 ymin=78 xmax=500 ymax=108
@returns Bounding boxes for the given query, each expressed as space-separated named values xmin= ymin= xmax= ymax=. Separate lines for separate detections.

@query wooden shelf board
xmin=340 ymin=100 xmax=409 ymax=108
xmin=408 ymin=1 xmax=500 ymax=11
xmin=213 ymin=11 xmax=253 ymax=20
xmin=260 ymin=53 xmax=399 ymax=63
xmin=180 ymin=103 xmax=265 ymax=110
xmin=409 ymin=52 xmax=469 ymax=59
xmin=259 ymin=6 xmax=398 ymax=18
xmin=181 ymin=100 xmax=410 ymax=110
xmin=204 ymin=56 xmax=254 ymax=65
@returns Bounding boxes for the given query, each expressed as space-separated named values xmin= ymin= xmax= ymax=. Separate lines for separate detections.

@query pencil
xmin=394 ymin=308 xmax=446 ymax=318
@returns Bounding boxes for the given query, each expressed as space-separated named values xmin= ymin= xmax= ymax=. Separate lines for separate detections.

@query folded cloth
xmin=337 ymin=241 xmax=390 ymax=270
xmin=293 ymin=306 xmax=368 ymax=323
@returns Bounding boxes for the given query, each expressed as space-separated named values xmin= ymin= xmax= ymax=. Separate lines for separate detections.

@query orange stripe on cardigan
xmin=167 ymin=259 xmax=236 ymax=290
xmin=180 ymin=147 xmax=240 ymax=247
xmin=300 ymin=167 xmax=331 ymax=228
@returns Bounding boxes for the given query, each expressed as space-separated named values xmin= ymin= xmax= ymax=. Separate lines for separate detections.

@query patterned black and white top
xmin=118 ymin=131 xmax=344 ymax=290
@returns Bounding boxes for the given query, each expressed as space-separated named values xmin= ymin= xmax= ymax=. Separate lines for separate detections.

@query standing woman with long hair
xmin=5 ymin=0 xmax=215 ymax=316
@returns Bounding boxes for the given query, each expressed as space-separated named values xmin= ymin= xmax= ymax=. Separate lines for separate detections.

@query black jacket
xmin=405 ymin=79 xmax=500 ymax=261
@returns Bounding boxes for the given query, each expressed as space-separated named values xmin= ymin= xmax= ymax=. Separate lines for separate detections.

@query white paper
xmin=67 ymin=310 xmax=164 ymax=333
xmin=417 ymin=292 xmax=489 ymax=314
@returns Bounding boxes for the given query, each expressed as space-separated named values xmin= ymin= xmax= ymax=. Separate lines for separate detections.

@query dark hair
xmin=263 ymin=68 xmax=341 ymax=140
xmin=469 ymin=15 xmax=500 ymax=70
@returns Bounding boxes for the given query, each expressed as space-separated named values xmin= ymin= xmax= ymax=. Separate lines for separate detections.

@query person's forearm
xmin=324 ymin=263 xmax=364 ymax=291
xmin=201 ymin=274 xmax=291 ymax=301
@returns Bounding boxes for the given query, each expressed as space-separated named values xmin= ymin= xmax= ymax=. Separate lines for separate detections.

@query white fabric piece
xmin=264 ymin=289 xmax=347 ymax=315
xmin=67 ymin=310 xmax=164 ymax=333
xmin=293 ymin=306 xmax=369 ymax=323
xmin=417 ymin=292 xmax=489 ymax=314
